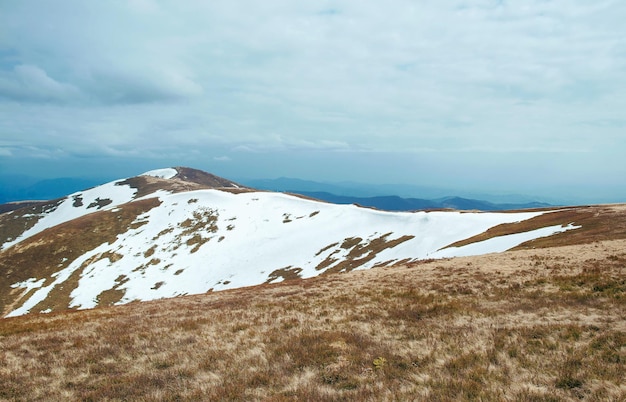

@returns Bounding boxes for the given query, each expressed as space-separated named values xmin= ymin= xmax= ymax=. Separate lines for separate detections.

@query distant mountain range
xmin=0 ymin=167 xmax=580 ymax=317
xmin=0 ymin=175 xmax=110 ymax=204
xmin=241 ymin=177 xmax=540 ymax=202
xmin=282 ymin=191 xmax=551 ymax=212
xmin=240 ymin=178 xmax=553 ymax=211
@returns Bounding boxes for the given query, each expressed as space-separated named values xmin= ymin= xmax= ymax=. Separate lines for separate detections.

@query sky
xmin=1 ymin=0 xmax=625 ymax=203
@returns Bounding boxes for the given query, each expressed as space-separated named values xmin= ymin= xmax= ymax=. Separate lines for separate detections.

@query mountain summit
xmin=0 ymin=167 xmax=584 ymax=317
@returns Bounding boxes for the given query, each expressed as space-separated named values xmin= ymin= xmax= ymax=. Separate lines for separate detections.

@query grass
xmin=1 ymin=238 xmax=624 ymax=401
xmin=266 ymin=266 xmax=304 ymax=283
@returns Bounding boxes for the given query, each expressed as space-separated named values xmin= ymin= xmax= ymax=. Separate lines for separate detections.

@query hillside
xmin=0 ymin=167 xmax=586 ymax=317
xmin=0 ymin=236 xmax=624 ymax=400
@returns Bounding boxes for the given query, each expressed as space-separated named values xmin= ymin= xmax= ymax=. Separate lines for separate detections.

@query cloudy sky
xmin=1 ymin=0 xmax=625 ymax=202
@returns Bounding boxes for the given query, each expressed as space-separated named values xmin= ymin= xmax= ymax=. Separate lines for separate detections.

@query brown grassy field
xmin=1 ymin=231 xmax=624 ymax=401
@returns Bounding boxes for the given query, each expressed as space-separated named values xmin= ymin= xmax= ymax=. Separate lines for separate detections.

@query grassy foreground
xmin=1 ymin=240 xmax=624 ymax=401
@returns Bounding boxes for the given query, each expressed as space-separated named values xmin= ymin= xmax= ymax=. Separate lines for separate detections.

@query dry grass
xmin=315 ymin=234 xmax=416 ymax=275
xmin=117 ymin=169 xmax=251 ymax=200
xmin=1 ymin=237 xmax=624 ymax=401
xmin=445 ymin=205 xmax=626 ymax=250
xmin=0 ymin=199 xmax=63 ymax=248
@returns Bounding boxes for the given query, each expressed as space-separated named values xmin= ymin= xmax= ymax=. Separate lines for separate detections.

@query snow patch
xmin=430 ymin=223 xmax=581 ymax=258
xmin=141 ymin=168 xmax=178 ymax=180
xmin=10 ymin=277 xmax=45 ymax=291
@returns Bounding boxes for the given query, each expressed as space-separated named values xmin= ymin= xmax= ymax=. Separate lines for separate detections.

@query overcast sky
xmin=1 ymin=0 xmax=625 ymax=202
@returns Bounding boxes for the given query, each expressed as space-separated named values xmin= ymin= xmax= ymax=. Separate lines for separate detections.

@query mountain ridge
xmin=0 ymin=167 xmax=603 ymax=318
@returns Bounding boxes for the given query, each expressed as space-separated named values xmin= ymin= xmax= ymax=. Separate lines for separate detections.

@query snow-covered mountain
xmin=0 ymin=167 xmax=578 ymax=317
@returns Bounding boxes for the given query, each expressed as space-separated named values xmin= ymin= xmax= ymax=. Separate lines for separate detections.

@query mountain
xmin=0 ymin=175 xmax=112 ymax=204
xmin=2 ymin=168 xmax=624 ymax=400
xmin=240 ymin=177 xmax=554 ymax=205
xmin=294 ymin=192 xmax=438 ymax=211
xmin=289 ymin=191 xmax=551 ymax=211
xmin=0 ymin=167 xmax=600 ymax=317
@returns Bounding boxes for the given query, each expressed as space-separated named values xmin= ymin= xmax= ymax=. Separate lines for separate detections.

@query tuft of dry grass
xmin=1 ymin=238 xmax=624 ymax=401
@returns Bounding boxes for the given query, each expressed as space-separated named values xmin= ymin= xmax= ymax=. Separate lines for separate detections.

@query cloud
xmin=127 ymin=0 xmax=161 ymax=14
xmin=4 ymin=145 xmax=69 ymax=160
xmin=0 ymin=64 xmax=81 ymax=103
xmin=0 ymin=1 xmax=625 ymax=201
xmin=86 ymin=67 xmax=203 ymax=104
xmin=213 ymin=156 xmax=231 ymax=162
xmin=0 ymin=2 xmax=203 ymax=105
xmin=231 ymin=134 xmax=351 ymax=153
xmin=3 ymin=2 xmax=624 ymax=113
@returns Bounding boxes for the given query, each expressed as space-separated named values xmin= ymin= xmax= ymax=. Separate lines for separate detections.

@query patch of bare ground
xmin=117 ymin=176 xmax=210 ymax=199
xmin=315 ymin=234 xmax=415 ymax=274
xmin=118 ymin=168 xmax=251 ymax=199
xmin=0 ymin=201 xmax=50 ymax=215
xmin=0 ymin=199 xmax=64 ymax=249
xmin=1 ymin=236 xmax=624 ymax=401
xmin=173 ymin=167 xmax=248 ymax=189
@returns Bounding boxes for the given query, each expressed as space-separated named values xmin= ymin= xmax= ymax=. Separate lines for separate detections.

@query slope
xmin=0 ymin=237 xmax=624 ymax=400
xmin=0 ymin=167 xmax=245 ymax=251
xmin=0 ymin=168 xmax=585 ymax=317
